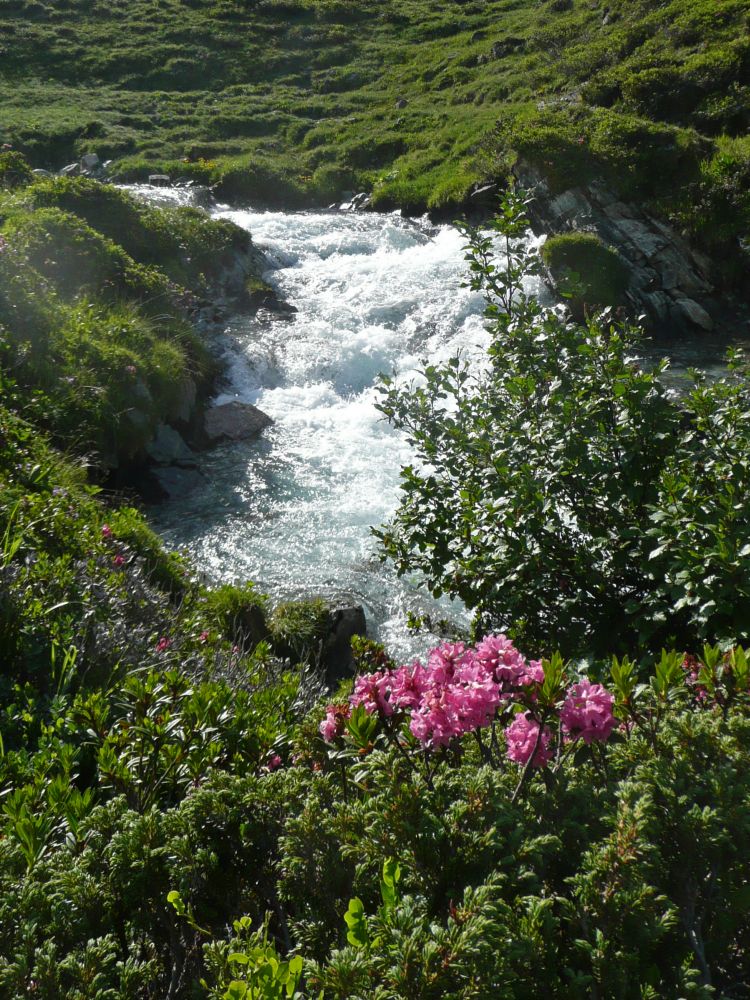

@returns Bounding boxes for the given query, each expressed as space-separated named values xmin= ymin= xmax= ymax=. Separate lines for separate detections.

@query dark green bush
xmin=541 ymin=230 xmax=630 ymax=318
xmin=0 ymin=151 xmax=33 ymax=189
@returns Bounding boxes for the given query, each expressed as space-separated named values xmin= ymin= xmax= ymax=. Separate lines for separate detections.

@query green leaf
xmin=344 ymin=896 xmax=369 ymax=948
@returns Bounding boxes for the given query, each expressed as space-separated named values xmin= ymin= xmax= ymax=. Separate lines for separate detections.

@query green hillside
xmin=2 ymin=5 xmax=750 ymax=996
xmin=2 ymin=0 xmax=749 ymax=263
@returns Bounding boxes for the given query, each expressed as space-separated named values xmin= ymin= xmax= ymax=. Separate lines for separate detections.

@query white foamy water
xmin=148 ymin=207 xmax=504 ymax=659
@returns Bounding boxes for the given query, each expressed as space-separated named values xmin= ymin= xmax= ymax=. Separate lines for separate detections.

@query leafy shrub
xmin=376 ymin=193 xmax=750 ymax=658
xmin=0 ymin=151 xmax=33 ymax=189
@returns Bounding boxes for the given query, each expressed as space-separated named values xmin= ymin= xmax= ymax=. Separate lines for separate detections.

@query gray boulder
xmin=148 ymin=174 xmax=171 ymax=187
xmin=146 ymin=424 xmax=196 ymax=465
xmin=672 ymin=297 xmax=714 ymax=332
xmin=204 ymin=401 xmax=273 ymax=444
xmin=60 ymin=163 xmax=80 ymax=177
xmin=80 ymin=153 xmax=100 ymax=171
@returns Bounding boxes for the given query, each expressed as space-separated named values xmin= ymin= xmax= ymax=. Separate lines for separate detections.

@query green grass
xmin=0 ymin=176 xmax=257 ymax=466
xmin=1 ymin=0 xmax=747 ymax=263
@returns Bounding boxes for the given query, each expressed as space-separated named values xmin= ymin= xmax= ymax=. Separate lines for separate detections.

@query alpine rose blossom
xmin=504 ymin=713 xmax=553 ymax=767
xmin=560 ymin=679 xmax=616 ymax=744
xmin=320 ymin=703 xmax=350 ymax=742
xmin=474 ymin=633 xmax=544 ymax=692
xmin=350 ymin=671 xmax=394 ymax=716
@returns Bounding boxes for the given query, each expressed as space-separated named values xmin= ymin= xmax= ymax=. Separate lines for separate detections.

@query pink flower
xmin=267 ymin=754 xmax=282 ymax=771
xmin=505 ymin=713 xmax=553 ymax=767
xmin=320 ymin=703 xmax=350 ymax=742
xmin=156 ymin=636 xmax=172 ymax=652
xmin=112 ymin=554 xmax=125 ymax=567
xmin=474 ymin=634 xmax=544 ymax=693
xmin=125 ymin=365 xmax=137 ymax=375
xmin=560 ymin=679 xmax=616 ymax=744
xmin=351 ymin=671 xmax=394 ymax=717
xmin=198 ymin=630 xmax=210 ymax=643
xmin=389 ymin=661 xmax=429 ymax=710
xmin=101 ymin=524 xmax=113 ymax=539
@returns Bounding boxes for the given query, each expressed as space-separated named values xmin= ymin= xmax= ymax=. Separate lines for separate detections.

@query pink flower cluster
xmin=320 ymin=636 xmax=620 ymax=768
xmin=560 ymin=679 xmax=616 ymax=744
xmin=505 ymin=714 xmax=552 ymax=767
xmin=320 ymin=636 xmax=578 ymax=762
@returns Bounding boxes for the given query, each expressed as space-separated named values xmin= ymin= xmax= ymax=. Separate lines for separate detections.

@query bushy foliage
xmin=376 ymin=193 xmax=750 ymax=658
xmin=2 ymin=365 xmax=750 ymax=997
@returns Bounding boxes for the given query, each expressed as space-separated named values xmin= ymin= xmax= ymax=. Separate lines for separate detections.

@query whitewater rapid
xmin=136 ymin=189 xmax=739 ymax=659
xmin=148 ymin=206 xmax=505 ymax=659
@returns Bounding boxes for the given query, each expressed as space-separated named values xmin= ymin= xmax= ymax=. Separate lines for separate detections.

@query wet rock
xmin=651 ymin=245 xmax=712 ymax=296
xmin=80 ymin=152 xmax=100 ymax=171
xmin=609 ymin=217 xmax=669 ymax=260
xmin=152 ymin=465 xmax=205 ymax=499
xmin=341 ymin=192 xmax=372 ymax=212
xmin=60 ymin=163 xmax=81 ymax=177
xmin=32 ymin=168 xmax=53 ymax=178
xmin=171 ymin=377 xmax=197 ymax=424
xmin=548 ymin=187 xmax=593 ymax=224
xmin=146 ymin=424 xmax=195 ymax=466
xmin=470 ymin=182 xmax=499 ymax=202
xmin=204 ymin=401 xmax=273 ymax=444
xmin=672 ymin=297 xmax=714 ymax=331
xmin=643 ymin=290 xmax=674 ymax=324
xmin=324 ymin=605 xmax=367 ymax=684
xmin=148 ymin=174 xmax=171 ymax=186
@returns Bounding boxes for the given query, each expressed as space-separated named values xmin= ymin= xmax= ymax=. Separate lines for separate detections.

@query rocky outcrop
xmin=514 ymin=160 xmax=739 ymax=336
xmin=146 ymin=423 xmax=196 ymax=466
xmin=203 ymin=401 xmax=273 ymax=444
xmin=58 ymin=154 xmax=112 ymax=180
xmin=323 ymin=604 xmax=367 ymax=685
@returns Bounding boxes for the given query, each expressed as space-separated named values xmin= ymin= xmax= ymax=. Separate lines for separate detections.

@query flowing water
xmin=146 ymin=198 xmax=504 ymax=659
xmin=134 ymin=187 xmax=742 ymax=660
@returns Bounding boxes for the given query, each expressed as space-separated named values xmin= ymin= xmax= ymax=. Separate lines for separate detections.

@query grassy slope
xmin=0 ymin=174 xmax=261 ymax=467
xmin=1 ymin=0 xmax=748 ymax=250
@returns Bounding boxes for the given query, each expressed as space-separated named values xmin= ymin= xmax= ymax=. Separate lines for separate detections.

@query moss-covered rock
xmin=269 ymin=598 xmax=330 ymax=664
xmin=541 ymin=231 xmax=630 ymax=319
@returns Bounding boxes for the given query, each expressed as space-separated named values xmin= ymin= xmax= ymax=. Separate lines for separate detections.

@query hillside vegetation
xmin=1 ymin=0 xmax=749 ymax=268
xmin=2 ymin=5 xmax=750 ymax=996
